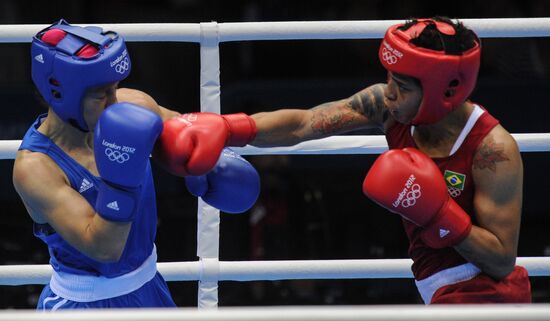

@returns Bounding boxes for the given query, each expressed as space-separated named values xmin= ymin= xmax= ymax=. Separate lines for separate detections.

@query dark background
xmin=0 ymin=0 xmax=549 ymax=308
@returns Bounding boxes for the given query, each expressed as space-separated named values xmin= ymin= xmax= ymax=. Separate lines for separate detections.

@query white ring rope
xmin=235 ymin=133 xmax=550 ymax=155
xmin=1 ymin=133 xmax=550 ymax=159
xmin=1 ymin=257 xmax=549 ymax=286
xmin=0 ymin=140 xmax=21 ymax=159
xmin=1 ymin=18 xmax=550 ymax=43
xmin=0 ymin=305 xmax=550 ymax=321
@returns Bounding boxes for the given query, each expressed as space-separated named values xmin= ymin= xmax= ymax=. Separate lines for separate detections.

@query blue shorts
xmin=37 ymin=272 xmax=176 ymax=310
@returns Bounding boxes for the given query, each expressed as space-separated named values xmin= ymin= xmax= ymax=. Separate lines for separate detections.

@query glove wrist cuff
xmin=422 ymin=198 xmax=472 ymax=249
xmin=222 ymin=113 xmax=257 ymax=146
xmin=95 ymin=180 xmax=140 ymax=222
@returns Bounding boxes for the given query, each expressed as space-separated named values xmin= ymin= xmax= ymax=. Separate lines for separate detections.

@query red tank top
xmin=385 ymin=105 xmax=499 ymax=280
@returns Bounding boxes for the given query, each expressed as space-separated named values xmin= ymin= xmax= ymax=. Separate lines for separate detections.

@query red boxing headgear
xmin=379 ymin=19 xmax=481 ymax=125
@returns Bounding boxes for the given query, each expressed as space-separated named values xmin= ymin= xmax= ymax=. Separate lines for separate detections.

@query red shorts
xmin=431 ymin=266 xmax=531 ymax=304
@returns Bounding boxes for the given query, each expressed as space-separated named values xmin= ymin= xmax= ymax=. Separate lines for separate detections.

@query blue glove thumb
xmin=185 ymin=174 xmax=208 ymax=197
xmin=185 ymin=148 xmax=260 ymax=213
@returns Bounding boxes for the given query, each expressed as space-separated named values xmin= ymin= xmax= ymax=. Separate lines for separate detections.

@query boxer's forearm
xmin=251 ymin=109 xmax=315 ymax=147
xmin=251 ymin=85 xmax=385 ymax=147
xmin=454 ymin=225 xmax=517 ymax=280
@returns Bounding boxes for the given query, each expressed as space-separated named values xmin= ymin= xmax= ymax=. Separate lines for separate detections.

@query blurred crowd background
xmin=0 ymin=0 xmax=549 ymax=308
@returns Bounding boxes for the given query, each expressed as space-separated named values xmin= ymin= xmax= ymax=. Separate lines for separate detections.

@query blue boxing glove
xmin=185 ymin=149 xmax=260 ymax=213
xmin=94 ymin=103 xmax=163 ymax=222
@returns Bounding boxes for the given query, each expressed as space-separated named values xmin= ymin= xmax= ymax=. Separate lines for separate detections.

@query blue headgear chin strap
xmin=31 ymin=19 xmax=131 ymax=131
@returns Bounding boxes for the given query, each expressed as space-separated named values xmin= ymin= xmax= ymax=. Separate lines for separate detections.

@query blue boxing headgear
xmin=31 ymin=19 xmax=131 ymax=131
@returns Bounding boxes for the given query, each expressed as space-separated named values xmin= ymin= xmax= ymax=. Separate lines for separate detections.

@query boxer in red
xmin=180 ymin=17 xmax=531 ymax=303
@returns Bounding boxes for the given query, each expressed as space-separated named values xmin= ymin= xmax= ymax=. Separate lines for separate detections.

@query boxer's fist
xmin=94 ymin=103 xmax=163 ymax=221
xmin=185 ymin=149 xmax=260 ymax=213
xmin=153 ymin=112 xmax=256 ymax=177
xmin=363 ymin=148 xmax=471 ymax=248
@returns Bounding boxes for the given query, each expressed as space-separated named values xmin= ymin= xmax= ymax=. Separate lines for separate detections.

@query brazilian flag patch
xmin=444 ymin=170 xmax=466 ymax=190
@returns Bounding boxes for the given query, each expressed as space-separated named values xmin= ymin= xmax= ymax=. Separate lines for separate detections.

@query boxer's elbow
xmin=484 ymin=256 xmax=516 ymax=280
xmin=82 ymin=223 xmax=128 ymax=263
xmin=88 ymin=242 xmax=125 ymax=263
xmin=455 ymin=226 xmax=518 ymax=280
xmin=77 ymin=240 xmax=124 ymax=263
xmin=99 ymin=238 xmax=126 ymax=262
xmin=93 ymin=251 xmax=122 ymax=263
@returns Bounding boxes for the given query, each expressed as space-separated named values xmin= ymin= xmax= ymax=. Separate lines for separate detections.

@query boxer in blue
xmin=12 ymin=19 xmax=260 ymax=309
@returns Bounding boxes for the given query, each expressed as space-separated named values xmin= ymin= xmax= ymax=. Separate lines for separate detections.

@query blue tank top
xmin=19 ymin=114 xmax=157 ymax=277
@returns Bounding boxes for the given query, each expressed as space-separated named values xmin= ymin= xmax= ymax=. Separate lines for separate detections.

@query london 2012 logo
xmin=401 ymin=184 xmax=421 ymax=208
xmin=101 ymin=139 xmax=135 ymax=164
xmin=114 ymin=57 xmax=130 ymax=74
xmin=381 ymin=48 xmax=398 ymax=64
xmin=110 ymin=49 xmax=130 ymax=74
xmin=381 ymin=41 xmax=403 ymax=65
xmin=393 ymin=174 xmax=422 ymax=208
xmin=104 ymin=148 xmax=130 ymax=163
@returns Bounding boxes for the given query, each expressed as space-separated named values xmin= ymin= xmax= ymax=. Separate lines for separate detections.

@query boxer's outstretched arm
xmin=251 ymin=84 xmax=389 ymax=147
xmin=454 ymin=125 xmax=523 ymax=280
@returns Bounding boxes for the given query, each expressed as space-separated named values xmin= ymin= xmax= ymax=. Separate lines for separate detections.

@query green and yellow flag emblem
xmin=444 ymin=170 xmax=466 ymax=190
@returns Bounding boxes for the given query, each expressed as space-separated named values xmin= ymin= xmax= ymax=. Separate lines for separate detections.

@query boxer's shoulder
xmin=473 ymin=125 xmax=520 ymax=173
xmin=14 ymin=150 xmax=67 ymax=187
xmin=13 ymin=150 xmax=70 ymax=224
xmin=116 ymin=88 xmax=158 ymax=110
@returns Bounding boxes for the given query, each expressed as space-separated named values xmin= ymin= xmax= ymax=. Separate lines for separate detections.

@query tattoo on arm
xmin=310 ymin=102 xmax=358 ymax=135
xmin=473 ymin=138 xmax=510 ymax=172
xmin=349 ymin=84 xmax=386 ymax=120
xmin=309 ymin=84 xmax=387 ymax=135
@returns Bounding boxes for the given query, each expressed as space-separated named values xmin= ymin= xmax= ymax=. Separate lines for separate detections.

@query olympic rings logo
xmin=114 ymin=57 xmax=130 ymax=74
xmin=448 ymin=186 xmax=462 ymax=198
xmin=104 ymin=148 xmax=130 ymax=163
xmin=381 ymin=48 xmax=398 ymax=65
xmin=401 ymin=184 xmax=421 ymax=208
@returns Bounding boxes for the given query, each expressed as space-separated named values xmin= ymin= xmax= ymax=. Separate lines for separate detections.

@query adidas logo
xmin=439 ymin=229 xmax=450 ymax=238
xmin=78 ymin=178 xmax=94 ymax=193
xmin=34 ymin=54 xmax=44 ymax=63
xmin=106 ymin=201 xmax=120 ymax=211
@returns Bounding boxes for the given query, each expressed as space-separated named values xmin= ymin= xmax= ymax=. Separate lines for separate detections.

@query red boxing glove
xmin=362 ymin=148 xmax=472 ymax=248
xmin=153 ymin=112 xmax=256 ymax=176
